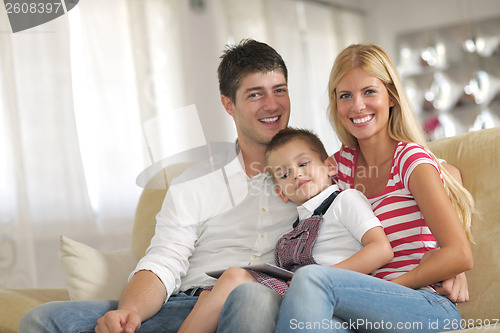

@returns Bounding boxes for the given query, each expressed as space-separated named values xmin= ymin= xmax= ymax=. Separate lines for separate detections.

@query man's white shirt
xmin=131 ymin=143 xmax=297 ymax=301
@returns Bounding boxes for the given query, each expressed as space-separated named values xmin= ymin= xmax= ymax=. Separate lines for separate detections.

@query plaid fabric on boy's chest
xmin=274 ymin=215 xmax=323 ymax=272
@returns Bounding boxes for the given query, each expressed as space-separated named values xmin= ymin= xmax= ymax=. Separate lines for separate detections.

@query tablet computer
xmin=206 ymin=263 xmax=293 ymax=280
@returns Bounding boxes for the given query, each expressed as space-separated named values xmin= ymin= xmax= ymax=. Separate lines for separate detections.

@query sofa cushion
xmin=59 ymin=236 xmax=139 ymax=300
xmin=130 ymin=189 xmax=166 ymax=257
xmin=428 ymin=127 xmax=500 ymax=324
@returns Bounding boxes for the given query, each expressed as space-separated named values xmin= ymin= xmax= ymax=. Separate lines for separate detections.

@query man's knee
xmin=19 ymin=300 xmax=116 ymax=333
xmin=20 ymin=302 xmax=63 ymax=333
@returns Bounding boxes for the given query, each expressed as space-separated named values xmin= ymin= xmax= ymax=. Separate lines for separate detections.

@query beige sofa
xmin=1 ymin=127 xmax=499 ymax=333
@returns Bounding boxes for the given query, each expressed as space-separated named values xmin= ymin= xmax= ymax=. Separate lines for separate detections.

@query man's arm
xmin=95 ymin=270 xmax=167 ymax=333
xmin=95 ymin=171 xmax=208 ymax=332
xmin=117 ymin=270 xmax=167 ymax=324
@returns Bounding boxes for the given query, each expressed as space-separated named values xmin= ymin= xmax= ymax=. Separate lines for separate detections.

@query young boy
xmin=178 ymin=127 xmax=393 ymax=333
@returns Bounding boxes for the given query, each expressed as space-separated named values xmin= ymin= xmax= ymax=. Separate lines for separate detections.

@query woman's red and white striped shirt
xmin=334 ymin=142 xmax=441 ymax=282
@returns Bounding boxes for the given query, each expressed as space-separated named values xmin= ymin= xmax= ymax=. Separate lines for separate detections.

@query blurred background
xmin=1 ymin=0 xmax=499 ymax=289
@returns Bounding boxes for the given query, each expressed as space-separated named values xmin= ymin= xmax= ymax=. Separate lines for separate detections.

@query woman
xmin=275 ymin=44 xmax=474 ymax=333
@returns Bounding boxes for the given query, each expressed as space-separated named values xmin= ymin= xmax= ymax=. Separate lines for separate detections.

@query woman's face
xmin=335 ymin=68 xmax=394 ymax=144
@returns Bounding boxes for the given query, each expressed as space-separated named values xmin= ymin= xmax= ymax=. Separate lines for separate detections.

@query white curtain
xmin=0 ymin=0 xmax=161 ymax=288
xmin=0 ymin=6 xmax=98 ymax=288
xmin=0 ymin=0 xmax=365 ymax=289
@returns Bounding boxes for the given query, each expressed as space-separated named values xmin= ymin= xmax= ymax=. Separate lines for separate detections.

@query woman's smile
xmin=351 ymin=114 xmax=374 ymax=125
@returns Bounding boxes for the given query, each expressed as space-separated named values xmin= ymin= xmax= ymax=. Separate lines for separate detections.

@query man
xmin=20 ymin=39 xmax=298 ymax=333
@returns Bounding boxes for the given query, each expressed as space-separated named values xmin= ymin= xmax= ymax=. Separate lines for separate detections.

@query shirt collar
xmin=223 ymin=139 xmax=268 ymax=181
xmin=297 ymin=184 xmax=340 ymax=220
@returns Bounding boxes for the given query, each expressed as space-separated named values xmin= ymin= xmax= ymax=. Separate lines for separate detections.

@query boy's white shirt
xmin=297 ymin=184 xmax=382 ymax=267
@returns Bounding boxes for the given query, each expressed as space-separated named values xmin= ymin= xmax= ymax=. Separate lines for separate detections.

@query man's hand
xmin=95 ymin=270 xmax=166 ymax=333
xmin=95 ymin=309 xmax=141 ymax=333
xmin=434 ymin=272 xmax=469 ymax=303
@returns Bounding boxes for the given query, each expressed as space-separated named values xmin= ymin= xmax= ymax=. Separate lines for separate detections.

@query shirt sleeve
xmin=333 ymin=189 xmax=382 ymax=242
xmin=333 ymin=147 xmax=356 ymax=190
xmin=397 ymin=143 xmax=441 ymax=189
xmin=129 ymin=183 xmax=199 ymax=302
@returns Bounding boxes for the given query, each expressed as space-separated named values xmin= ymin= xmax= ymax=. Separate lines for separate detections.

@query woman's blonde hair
xmin=328 ymin=43 xmax=474 ymax=241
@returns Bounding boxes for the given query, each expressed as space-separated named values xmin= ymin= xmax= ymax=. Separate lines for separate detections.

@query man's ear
xmin=221 ymin=95 xmax=235 ymax=116
xmin=325 ymin=156 xmax=337 ymax=177
xmin=275 ymin=186 xmax=289 ymax=203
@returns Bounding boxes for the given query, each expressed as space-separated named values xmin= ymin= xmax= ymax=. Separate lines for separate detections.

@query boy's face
xmin=221 ymin=71 xmax=290 ymax=149
xmin=267 ymin=139 xmax=337 ymax=205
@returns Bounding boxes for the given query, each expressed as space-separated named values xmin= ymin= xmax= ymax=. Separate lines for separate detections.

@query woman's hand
xmin=435 ymin=273 xmax=469 ymax=303
xmin=419 ymin=248 xmax=470 ymax=303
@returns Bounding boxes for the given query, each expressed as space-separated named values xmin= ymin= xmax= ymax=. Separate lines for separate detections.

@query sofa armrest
xmin=0 ymin=288 xmax=69 ymax=333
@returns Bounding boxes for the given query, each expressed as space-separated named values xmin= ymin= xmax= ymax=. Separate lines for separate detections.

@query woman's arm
xmin=436 ymin=162 xmax=470 ymax=303
xmin=419 ymin=249 xmax=470 ymax=302
xmin=390 ymin=163 xmax=473 ymax=289
xmin=331 ymin=226 xmax=393 ymax=274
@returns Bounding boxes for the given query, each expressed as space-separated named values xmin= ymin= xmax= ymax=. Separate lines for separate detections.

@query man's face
xmin=222 ymin=71 xmax=290 ymax=149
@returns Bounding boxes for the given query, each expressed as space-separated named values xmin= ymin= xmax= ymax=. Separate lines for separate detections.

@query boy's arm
xmin=331 ymin=226 xmax=393 ymax=274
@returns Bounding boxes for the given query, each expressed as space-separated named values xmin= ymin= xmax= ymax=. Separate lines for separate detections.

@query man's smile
xmin=259 ymin=115 xmax=281 ymax=123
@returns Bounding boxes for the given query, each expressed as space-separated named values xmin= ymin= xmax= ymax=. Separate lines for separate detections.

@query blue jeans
xmin=276 ymin=266 xmax=461 ymax=333
xmin=219 ymin=282 xmax=282 ymax=333
xmin=19 ymin=283 xmax=281 ymax=333
xmin=19 ymin=293 xmax=196 ymax=333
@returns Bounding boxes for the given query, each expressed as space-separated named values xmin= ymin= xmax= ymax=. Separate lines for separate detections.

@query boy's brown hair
xmin=265 ymin=127 xmax=329 ymax=181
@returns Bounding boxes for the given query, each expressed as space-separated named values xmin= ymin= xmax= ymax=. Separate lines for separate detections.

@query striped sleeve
xmin=333 ymin=148 xmax=356 ymax=190
xmin=396 ymin=143 xmax=441 ymax=189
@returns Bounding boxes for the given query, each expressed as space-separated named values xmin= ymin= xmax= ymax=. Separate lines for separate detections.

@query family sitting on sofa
xmin=20 ymin=39 xmax=474 ymax=333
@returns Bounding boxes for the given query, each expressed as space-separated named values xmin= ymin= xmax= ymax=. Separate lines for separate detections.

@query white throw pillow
xmin=59 ymin=235 xmax=139 ymax=301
